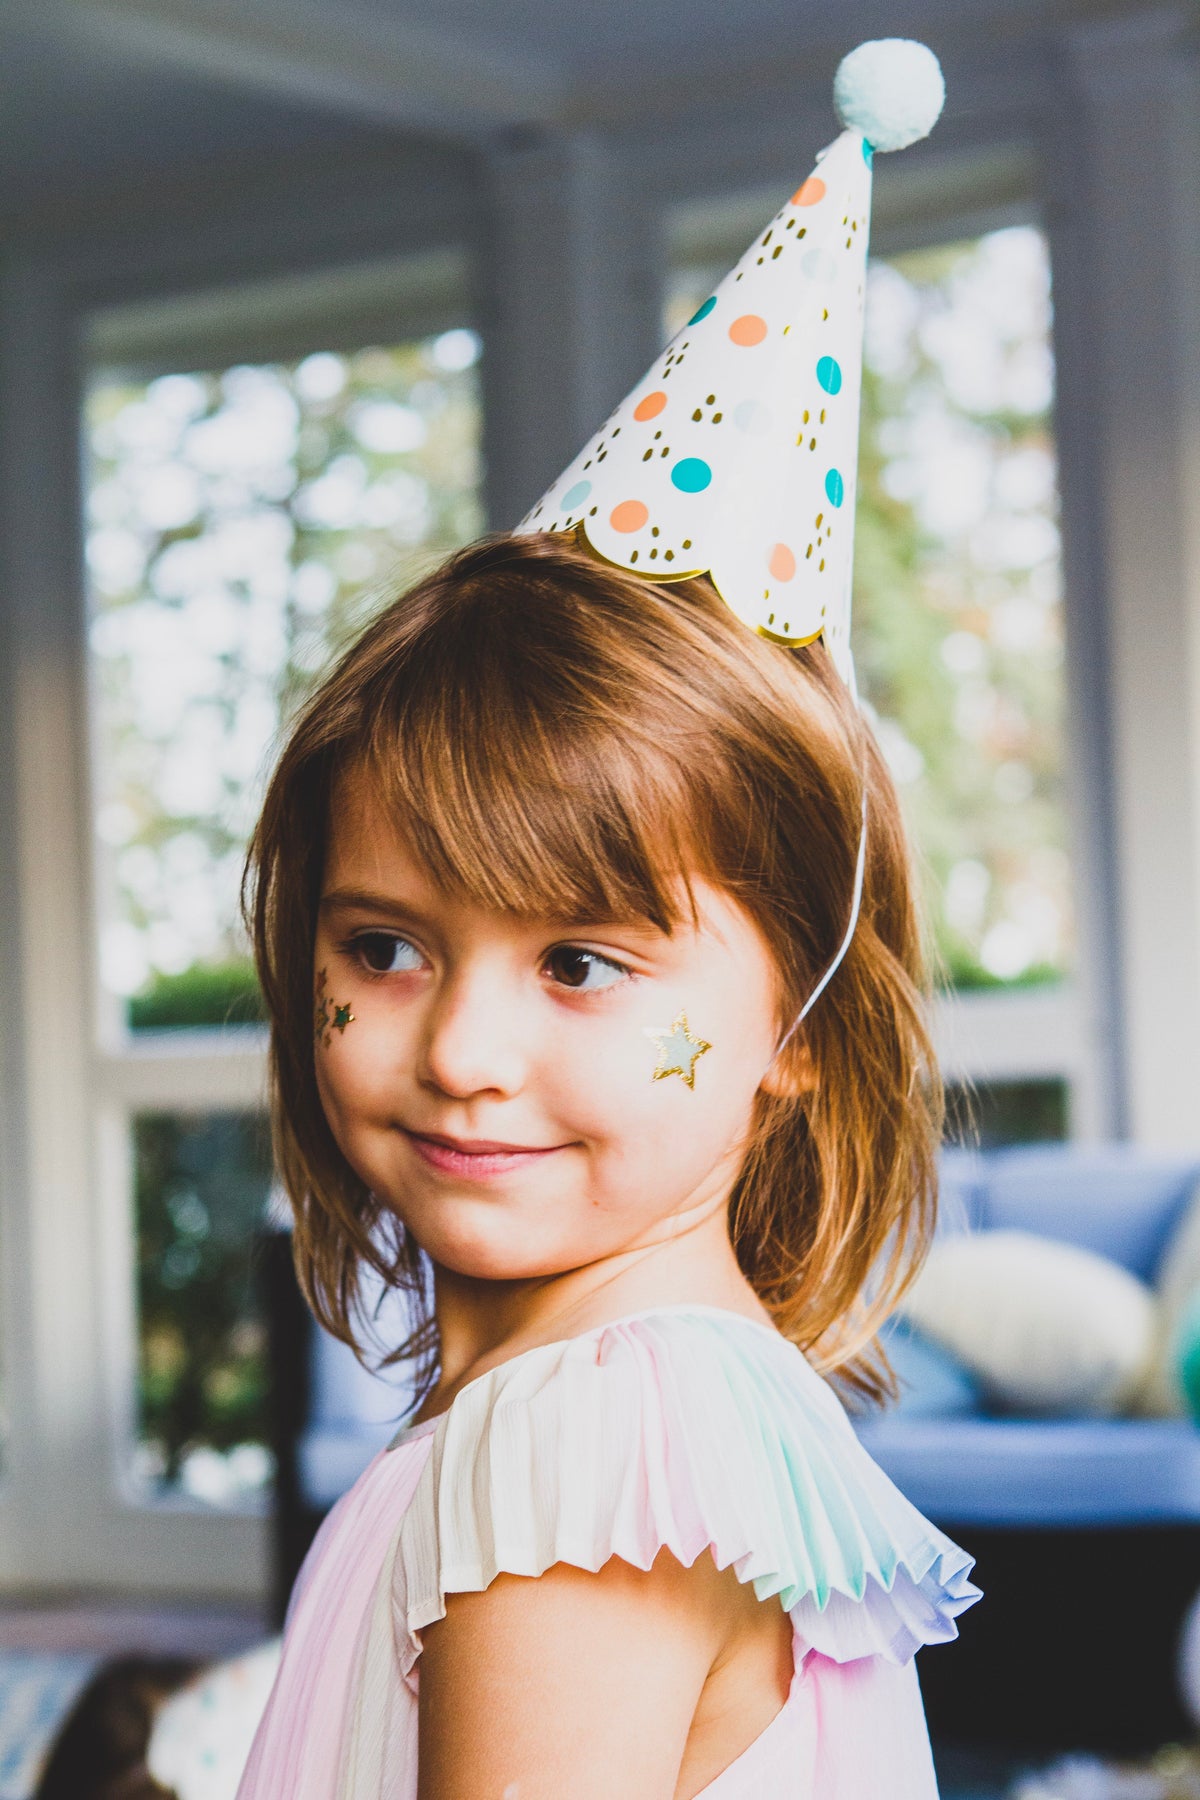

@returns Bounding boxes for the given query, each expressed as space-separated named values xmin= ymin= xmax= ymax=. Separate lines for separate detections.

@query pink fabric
xmin=237 ymin=1441 xmax=429 ymax=1798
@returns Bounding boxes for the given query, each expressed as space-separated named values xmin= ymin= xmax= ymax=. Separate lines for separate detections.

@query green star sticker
xmin=644 ymin=1010 xmax=713 ymax=1090
xmin=332 ymin=1003 xmax=355 ymax=1032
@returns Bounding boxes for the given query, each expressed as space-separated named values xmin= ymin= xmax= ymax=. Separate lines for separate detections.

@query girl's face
xmin=312 ymin=771 xmax=786 ymax=1283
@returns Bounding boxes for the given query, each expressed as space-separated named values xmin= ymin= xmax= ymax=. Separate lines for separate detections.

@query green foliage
xmin=129 ymin=959 xmax=264 ymax=1031
xmin=851 ymin=233 xmax=1070 ymax=988
xmin=135 ymin=1112 xmax=273 ymax=1484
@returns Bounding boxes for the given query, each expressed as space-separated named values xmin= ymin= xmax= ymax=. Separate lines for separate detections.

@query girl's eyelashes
xmin=338 ymin=932 xmax=634 ymax=993
xmin=345 ymin=931 xmax=425 ymax=976
xmin=542 ymin=945 xmax=635 ymax=994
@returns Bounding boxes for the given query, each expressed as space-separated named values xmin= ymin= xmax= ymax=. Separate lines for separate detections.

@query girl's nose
xmin=415 ymin=970 xmax=528 ymax=1099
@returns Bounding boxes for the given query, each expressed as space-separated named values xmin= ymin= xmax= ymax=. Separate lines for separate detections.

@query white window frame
xmin=0 ymin=204 xmax=477 ymax=1598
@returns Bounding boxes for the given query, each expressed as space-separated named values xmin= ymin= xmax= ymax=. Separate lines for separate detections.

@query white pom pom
xmin=833 ymin=39 xmax=945 ymax=154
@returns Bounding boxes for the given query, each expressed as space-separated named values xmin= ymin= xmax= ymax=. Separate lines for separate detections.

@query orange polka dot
xmin=610 ymin=500 xmax=649 ymax=534
xmin=729 ymin=314 xmax=768 ymax=347
xmin=791 ymin=177 xmax=826 ymax=207
xmin=633 ymin=390 xmax=668 ymax=421
xmin=769 ymin=543 xmax=797 ymax=582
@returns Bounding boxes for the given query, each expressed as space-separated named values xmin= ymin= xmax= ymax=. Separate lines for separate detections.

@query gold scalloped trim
xmin=549 ymin=523 xmax=827 ymax=652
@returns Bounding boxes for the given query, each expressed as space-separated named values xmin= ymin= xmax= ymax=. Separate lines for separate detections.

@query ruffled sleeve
xmin=392 ymin=1306 xmax=979 ymax=1678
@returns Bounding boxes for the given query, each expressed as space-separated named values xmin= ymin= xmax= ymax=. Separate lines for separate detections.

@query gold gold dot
xmin=772 ymin=245 xmax=783 ymax=259
xmin=682 ymin=538 xmax=692 ymax=549
xmin=712 ymin=412 xmax=723 ymax=423
xmin=651 ymin=526 xmax=659 ymax=537
xmin=642 ymin=449 xmax=653 ymax=462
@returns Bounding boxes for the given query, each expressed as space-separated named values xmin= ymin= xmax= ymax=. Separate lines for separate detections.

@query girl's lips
xmin=402 ymin=1130 xmax=568 ymax=1180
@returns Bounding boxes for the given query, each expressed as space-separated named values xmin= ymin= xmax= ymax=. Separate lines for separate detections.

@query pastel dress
xmin=237 ymin=1306 xmax=980 ymax=1799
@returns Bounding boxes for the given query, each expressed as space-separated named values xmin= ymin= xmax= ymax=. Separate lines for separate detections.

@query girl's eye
xmin=543 ymin=946 xmax=631 ymax=993
xmin=353 ymin=933 xmax=423 ymax=975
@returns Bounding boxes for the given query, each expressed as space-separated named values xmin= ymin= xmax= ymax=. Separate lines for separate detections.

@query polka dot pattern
xmin=816 ymin=356 xmax=843 ymax=394
xmin=515 ymin=127 xmax=875 ymax=684
xmin=792 ymin=177 xmax=827 ymax=207
xmin=611 ymin=500 xmax=648 ymax=533
xmin=728 ymin=314 xmax=768 ymax=347
xmin=671 ymin=458 xmax=712 ymax=493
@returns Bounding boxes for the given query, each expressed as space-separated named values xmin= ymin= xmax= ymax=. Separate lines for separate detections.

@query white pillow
xmin=902 ymin=1230 xmax=1158 ymax=1416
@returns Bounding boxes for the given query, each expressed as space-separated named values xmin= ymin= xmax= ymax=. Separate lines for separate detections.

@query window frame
xmin=0 ymin=206 xmax=478 ymax=1597
xmin=666 ymin=172 xmax=1105 ymax=1139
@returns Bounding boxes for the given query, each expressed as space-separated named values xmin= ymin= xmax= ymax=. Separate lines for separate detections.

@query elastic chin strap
xmin=772 ymin=787 xmax=868 ymax=1061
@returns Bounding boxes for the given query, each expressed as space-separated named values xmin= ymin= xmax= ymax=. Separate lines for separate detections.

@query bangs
xmin=346 ymin=567 xmax=718 ymax=932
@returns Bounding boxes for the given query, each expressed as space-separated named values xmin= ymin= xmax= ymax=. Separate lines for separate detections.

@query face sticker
xmin=643 ymin=1010 xmax=713 ymax=1090
xmin=314 ymin=969 xmax=355 ymax=1048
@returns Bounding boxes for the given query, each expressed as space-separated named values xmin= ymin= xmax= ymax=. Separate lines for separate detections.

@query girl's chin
xmin=404 ymin=1210 xmax=614 ymax=1286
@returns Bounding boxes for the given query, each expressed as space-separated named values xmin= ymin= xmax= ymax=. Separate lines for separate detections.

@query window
xmin=83 ymin=294 xmax=483 ymax=1505
xmin=669 ymin=216 xmax=1078 ymax=1139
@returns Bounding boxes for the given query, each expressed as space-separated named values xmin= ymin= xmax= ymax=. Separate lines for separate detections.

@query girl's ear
xmin=759 ymin=1039 xmax=818 ymax=1100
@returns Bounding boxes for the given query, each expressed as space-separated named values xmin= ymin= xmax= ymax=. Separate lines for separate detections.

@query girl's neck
xmin=424 ymin=1206 xmax=772 ymax=1417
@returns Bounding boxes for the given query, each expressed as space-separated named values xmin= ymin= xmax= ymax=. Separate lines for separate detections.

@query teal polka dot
xmin=672 ymin=458 xmax=712 ymax=494
xmin=687 ymin=296 xmax=717 ymax=326
xmin=816 ymin=356 xmax=843 ymax=395
xmin=862 ymin=139 xmax=874 ymax=165
xmin=561 ymin=480 xmax=591 ymax=510
xmin=825 ymin=468 xmax=845 ymax=507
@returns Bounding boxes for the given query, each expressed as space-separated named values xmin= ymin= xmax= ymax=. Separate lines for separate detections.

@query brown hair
xmin=245 ymin=532 xmax=941 ymax=1403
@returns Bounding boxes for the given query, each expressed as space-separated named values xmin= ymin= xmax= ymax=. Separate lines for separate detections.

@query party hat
xmin=516 ymin=40 xmax=946 ymax=685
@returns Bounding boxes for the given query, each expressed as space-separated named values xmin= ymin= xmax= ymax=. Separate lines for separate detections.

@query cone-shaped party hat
xmin=516 ymin=40 xmax=945 ymax=685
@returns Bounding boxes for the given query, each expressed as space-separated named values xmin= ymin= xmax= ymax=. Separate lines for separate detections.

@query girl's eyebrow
xmin=320 ymin=886 xmax=429 ymax=919
xmin=320 ymin=886 xmax=673 ymax=944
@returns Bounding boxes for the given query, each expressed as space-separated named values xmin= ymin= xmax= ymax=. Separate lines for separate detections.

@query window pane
xmin=134 ymin=1110 xmax=274 ymax=1504
xmin=85 ymin=328 xmax=483 ymax=1031
xmin=667 ymin=224 xmax=1071 ymax=991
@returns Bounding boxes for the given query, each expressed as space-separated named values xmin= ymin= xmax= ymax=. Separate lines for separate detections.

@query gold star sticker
xmin=644 ymin=1011 xmax=713 ymax=1090
xmin=332 ymin=1003 xmax=355 ymax=1032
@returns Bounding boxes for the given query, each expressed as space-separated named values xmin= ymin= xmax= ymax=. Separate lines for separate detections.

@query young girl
xmin=236 ymin=43 xmax=976 ymax=1798
xmin=236 ymin=522 xmax=976 ymax=1799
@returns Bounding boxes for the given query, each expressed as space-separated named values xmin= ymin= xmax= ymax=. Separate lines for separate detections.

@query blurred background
xmin=0 ymin=1 xmax=1198 ymax=1795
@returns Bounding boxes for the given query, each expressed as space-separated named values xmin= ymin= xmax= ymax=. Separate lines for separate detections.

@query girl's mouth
xmin=401 ymin=1129 xmax=568 ymax=1180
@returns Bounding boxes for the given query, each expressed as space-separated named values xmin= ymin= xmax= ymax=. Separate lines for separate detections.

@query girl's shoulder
xmin=391 ymin=1304 xmax=979 ymax=1673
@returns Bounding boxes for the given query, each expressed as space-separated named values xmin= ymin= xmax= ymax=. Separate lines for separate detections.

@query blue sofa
xmin=855 ymin=1145 xmax=1200 ymax=1527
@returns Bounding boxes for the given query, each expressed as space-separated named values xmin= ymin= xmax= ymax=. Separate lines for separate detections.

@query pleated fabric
xmin=238 ymin=1305 xmax=978 ymax=1799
